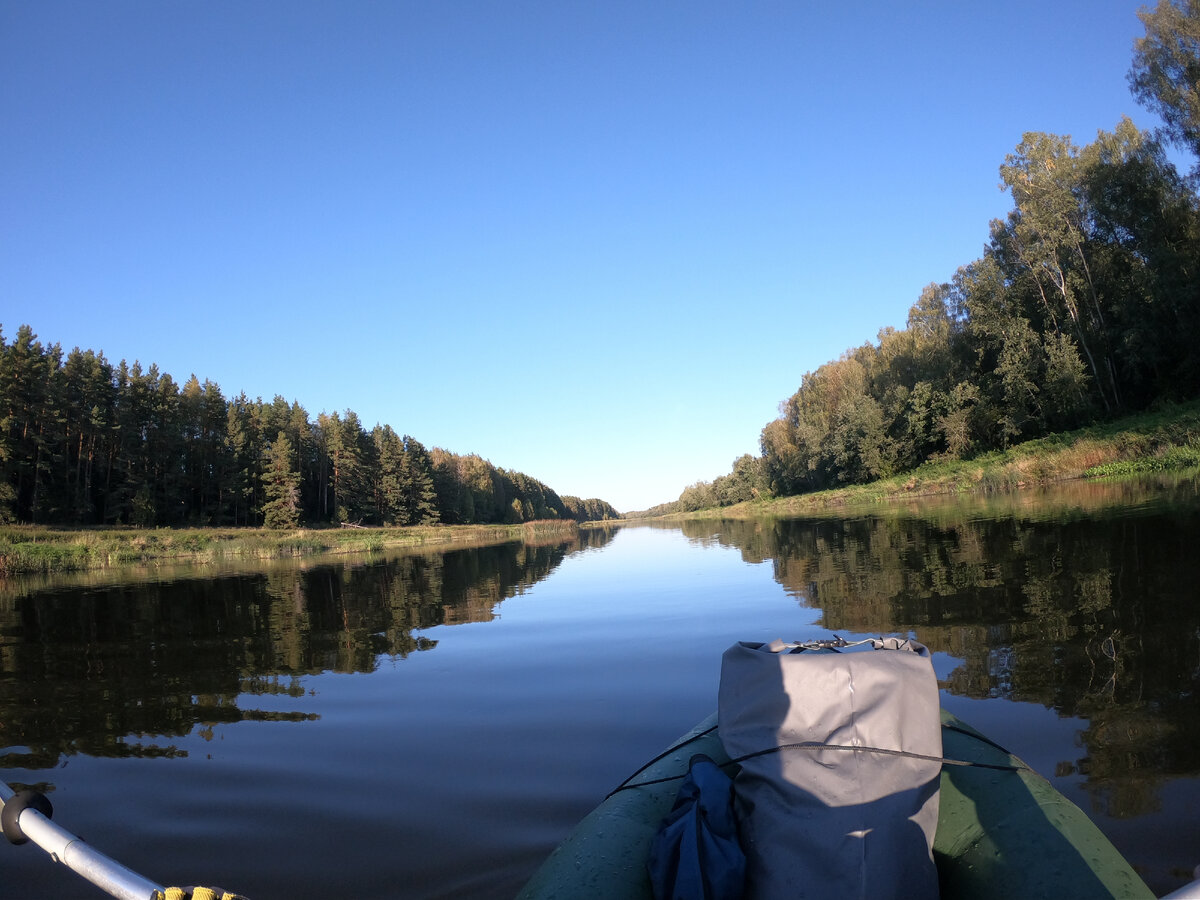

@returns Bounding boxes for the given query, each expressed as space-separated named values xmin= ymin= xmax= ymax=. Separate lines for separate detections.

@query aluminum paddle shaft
xmin=2 ymin=781 xmax=165 ymax=900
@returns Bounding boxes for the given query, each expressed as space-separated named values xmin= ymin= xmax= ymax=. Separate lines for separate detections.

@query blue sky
xmin=0 ymin=1 xmax=1175 ymax=512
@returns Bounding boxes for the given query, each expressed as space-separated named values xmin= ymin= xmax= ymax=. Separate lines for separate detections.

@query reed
xmin=0 ymin=520 xmax=580 ymax=576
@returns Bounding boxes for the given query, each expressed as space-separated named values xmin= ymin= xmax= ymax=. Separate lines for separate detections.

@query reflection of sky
xmin=987 ymin=645 xmax=1016 ymax=698
xmin=929 ymin=651 xmax=963 ymax=682
xmin=939 ymin=693 xmax=1088 ymax=785
xmin=1099 ymin=776 xmax=1200 ymax=895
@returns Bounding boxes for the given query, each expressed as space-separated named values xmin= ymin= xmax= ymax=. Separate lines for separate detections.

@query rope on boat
xmin=606 ymin=724 xmax=721 ymax=799
xmin=1 ymin=780 xmax=248 ymax=900
xmin=729 ymin=739 xmax=1028 ymax=773
xmin=607 ymin=721 xmax=1028 ymax=798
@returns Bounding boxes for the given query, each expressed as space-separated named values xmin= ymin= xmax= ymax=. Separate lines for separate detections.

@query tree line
xmin=0 ymin=325 xmax=620 ymax=527
xmin=657 ymin=1 xmax=1200 ymax=514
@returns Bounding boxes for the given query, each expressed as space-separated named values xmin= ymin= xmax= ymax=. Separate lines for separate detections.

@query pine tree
xmin=262 ymin=431 xmax=301 ymax=529
xmin=225 ymin=392 xmax=259 ymax=526
xmin=373 ymin=424 xmax=406 ymax=524
xmin=400 ymin=436 xmax=439 ymax=525
xmin=0 ymin=327 xmax=17 ymax=522
xmin=63 ymin=348 xmax=115 ymax=524
xmin=326 ymin=410 xmax=371 ymax=524
xmin=2 ymin=326 xmax=59 ymax=522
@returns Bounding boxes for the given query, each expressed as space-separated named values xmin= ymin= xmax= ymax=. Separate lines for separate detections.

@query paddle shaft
xmin=2 ymin=781 xmax=165 ymax=900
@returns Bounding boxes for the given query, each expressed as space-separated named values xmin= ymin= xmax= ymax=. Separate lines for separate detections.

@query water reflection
xmin=0 ymin=530 xmax=615 ymax=770
xmin=2 ymin=486 xmax=1198 ymax=897
xmin=675 ymin=475 xmax=1200 ymax=821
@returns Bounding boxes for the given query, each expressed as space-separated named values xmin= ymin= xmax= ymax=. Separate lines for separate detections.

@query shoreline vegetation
xmin=0 ymin=324 xmax=620 ymax=533
xmin=630 ymin=401 xmax=1200 ymax=521
xmin=0 ymin=518 xmax=587 ymax=577
xmin=6 ymin=402 xmax=1198 ymax=577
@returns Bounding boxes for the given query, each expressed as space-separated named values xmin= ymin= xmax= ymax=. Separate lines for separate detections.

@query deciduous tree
xmin=1129 ymin=0 xmax=1200 ymax=164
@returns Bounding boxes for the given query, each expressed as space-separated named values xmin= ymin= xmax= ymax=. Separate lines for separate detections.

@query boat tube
xmin=518 ymin=710 xmax=1156 ymax=900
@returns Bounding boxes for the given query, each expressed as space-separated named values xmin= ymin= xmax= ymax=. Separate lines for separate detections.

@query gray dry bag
xmin=718 ymin=638 xmax=941 ymax=900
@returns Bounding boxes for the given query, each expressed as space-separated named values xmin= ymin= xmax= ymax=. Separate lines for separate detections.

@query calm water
xmin=3 ymin=476 xmax=1200 ymax=898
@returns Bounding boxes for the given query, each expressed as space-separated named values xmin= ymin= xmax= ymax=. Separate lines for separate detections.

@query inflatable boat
xmin=518 ymin=710 xmax=1155 ymax=900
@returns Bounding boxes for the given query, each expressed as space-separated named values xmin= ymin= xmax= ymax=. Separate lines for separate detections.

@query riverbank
xmin=642 ymin=400 xmax=1200 ymax=521
xmin=0 ymin=519 xmax=582 ymax=576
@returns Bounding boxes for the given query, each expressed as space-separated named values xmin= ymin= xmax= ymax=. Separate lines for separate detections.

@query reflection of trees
xmin=682 ymin=489 xmax=1200 ymax=819
xmin=0 ymin=533 xmax=612 ymax=770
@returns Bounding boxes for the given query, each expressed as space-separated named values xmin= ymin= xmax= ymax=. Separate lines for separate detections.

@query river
xmin=2 ymin=474 xmax=1199 ymax=898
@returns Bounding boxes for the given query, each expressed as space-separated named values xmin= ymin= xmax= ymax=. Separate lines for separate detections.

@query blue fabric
xmin=647 ymin=754 xmax=745 ymax=900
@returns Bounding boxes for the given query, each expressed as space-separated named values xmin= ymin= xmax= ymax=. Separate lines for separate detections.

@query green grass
xmin=1082 ymin=441 xmax=1200 ymax=478
xmin=0 ymin=519 xmax=581 ymax=576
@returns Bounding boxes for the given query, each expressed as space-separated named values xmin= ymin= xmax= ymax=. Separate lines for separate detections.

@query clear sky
xmin=0 ymin=1 xmax=1173 ymax=512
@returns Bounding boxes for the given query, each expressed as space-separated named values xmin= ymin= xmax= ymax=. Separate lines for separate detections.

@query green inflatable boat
xmin=519 ymin=710 xmax=1154 ymax=900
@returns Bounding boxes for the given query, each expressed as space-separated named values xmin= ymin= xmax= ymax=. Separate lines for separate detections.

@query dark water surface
xmin=3 ymin=476 xmax=1200 ymax=897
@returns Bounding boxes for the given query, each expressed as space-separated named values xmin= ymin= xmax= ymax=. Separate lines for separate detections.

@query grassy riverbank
xmin=647 ymin=400 xmax=1200 ymax=520
xmin=0 ymin=519 xmax=581 ymax=576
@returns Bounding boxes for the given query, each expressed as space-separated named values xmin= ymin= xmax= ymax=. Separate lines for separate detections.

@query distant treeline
xmin=650 ymin=2 xmax=1200 ymax=516
xmin=0 ymin=325 xmax=621 ymax=528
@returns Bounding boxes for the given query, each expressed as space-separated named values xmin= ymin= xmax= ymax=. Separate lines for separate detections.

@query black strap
xmin=608 ymin=724 xmax=1025 ymax=797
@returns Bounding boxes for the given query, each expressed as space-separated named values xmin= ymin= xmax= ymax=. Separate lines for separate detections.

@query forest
xmin=0 ymin=325 xmax=620 ymax=528
xmin=656 ymin=1 xmax=1200 ymax=515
